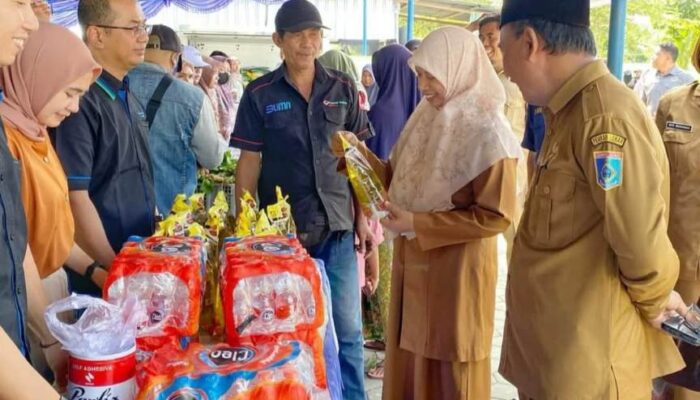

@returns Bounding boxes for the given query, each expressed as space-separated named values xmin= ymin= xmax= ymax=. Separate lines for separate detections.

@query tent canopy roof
xmin=397 ymin=0 xmax=611 ymax=26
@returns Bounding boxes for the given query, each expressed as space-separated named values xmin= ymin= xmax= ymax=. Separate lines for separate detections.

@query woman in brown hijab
xmin=0 ymin=21 xmax=101 ymax=388
xmin=334 ymin=26 xmax=521 ymax=399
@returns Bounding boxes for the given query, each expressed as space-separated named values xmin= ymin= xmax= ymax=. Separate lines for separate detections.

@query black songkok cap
xmin=501 ymin=0 xmax=591 ymax=28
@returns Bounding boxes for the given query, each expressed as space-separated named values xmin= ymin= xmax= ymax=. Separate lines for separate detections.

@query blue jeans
xmin=308 ymin=230 xmax=366 ymax=400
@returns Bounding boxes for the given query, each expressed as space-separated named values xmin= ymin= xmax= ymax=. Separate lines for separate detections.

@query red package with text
xmin=104 ymin=236 xmax=205 ymax=359
xmin=221 ymin=236 xmax=328 ymax=388
xmin=135 ymin=341 xmax=330 ymax=400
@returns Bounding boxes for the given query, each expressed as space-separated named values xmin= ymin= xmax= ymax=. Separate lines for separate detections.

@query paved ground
xmin=363 ymin=236 xmax=518 ymax=400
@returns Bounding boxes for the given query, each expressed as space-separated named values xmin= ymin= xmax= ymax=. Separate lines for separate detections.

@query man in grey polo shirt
xmin=129 ymin=24 xmax=227 ymax=214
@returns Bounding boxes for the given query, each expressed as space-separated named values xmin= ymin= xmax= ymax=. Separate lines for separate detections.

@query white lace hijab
xmin=388 ymin=26 xmax=522 ymax=213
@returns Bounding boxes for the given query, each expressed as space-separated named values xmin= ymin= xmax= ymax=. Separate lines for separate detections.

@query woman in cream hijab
xmin=335 ymin=26 xmax=520 ymax=398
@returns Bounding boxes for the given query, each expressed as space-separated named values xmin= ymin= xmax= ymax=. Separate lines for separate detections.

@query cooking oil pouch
xmin=340 ymin=135 xmax=388 ymax=220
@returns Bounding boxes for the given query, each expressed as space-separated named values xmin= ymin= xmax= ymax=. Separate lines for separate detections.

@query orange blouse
xmin=4 ymin=123 xmax=74 ymax=278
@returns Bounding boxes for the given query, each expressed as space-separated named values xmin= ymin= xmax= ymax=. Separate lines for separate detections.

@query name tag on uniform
xmin=594 ymin=151 xmax=623 ymax=191
xmin=666 ymin=121 xmax=693 ymax=132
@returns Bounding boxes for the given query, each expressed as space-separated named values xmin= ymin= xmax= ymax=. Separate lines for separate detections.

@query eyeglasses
xmin=92 ymin=24 xmax=152 ymax=37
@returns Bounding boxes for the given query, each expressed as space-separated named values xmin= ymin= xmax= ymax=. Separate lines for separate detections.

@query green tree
xmin=398 ymin=16 xmax=444 ymax=39
xmin=592 ymin=0 xmax=700 ymax=69
xmin=398 ymin=0 xmax=499 ymax=39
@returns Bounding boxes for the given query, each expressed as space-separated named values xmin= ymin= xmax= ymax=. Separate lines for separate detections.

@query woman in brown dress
xmin=335 ymin=26 xmax=521 ymax=399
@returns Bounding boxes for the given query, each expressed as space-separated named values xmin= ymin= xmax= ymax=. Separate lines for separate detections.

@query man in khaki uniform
xmin=478 ymin=14 xmax=527 ymax=261
xmin=497 ymin=0 xmax=687 ymax=398
xmin=656 ymin=36 xmax=700 ymax=400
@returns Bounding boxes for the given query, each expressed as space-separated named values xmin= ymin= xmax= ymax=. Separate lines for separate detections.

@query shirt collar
xmin=658 ymin=65 xmax=683 ymax=77
xmin=272 ymin=59 xmax=330 ymax=85
xmin=95 ymin=70 xmax=128 ymax=101
xmin=547 ymin=60 xmax=610 ymax=115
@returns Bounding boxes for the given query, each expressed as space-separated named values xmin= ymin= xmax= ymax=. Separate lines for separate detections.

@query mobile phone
xmin=662 ymin=315 xmax=700 ymax=346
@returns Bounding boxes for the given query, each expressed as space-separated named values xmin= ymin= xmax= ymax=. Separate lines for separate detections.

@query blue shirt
xmin=232 ymin=61 xmax=373 ymax=239
xmin=0 ymin=90 xmax=29 ymax=357
xmin=522 ymin=105 xmax=546 ymax=153
xmin=51 ymin=71 xmax=156 ymax=252
xmin=634 ymin=66 xmax=695 ymax=115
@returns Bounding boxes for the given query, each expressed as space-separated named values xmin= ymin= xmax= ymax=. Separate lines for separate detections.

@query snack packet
xmin=205 ymin=211 xmax=223 ymax=238
xmin=170 ymin=194 xmax=190 ymax=215
xmin=340 ymin=134 xmax=388 ymax=220
xmin=255 ymin=210 xmax=277 ymax=236
xmin=213 ymin=190 xmax=230 ymax=216
xmin=189 ymin=193 xmax=207 ymax=224
xmin=268 ymin=186 xmax=297 ymax=236
xmin=235 ymin=191 xmax=259 ymax=238
xmin=186 ymin=222 xmax=206 ymax=239
xmin=167 ymin=213 xmax=188 ymax=237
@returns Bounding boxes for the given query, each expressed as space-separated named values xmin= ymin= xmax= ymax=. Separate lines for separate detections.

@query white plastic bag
xmin=44 ymin=294 xmax=145 ymax=358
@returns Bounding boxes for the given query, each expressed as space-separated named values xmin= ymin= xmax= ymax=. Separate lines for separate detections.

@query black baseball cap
xmin=275 ymin=0 xmax=329 ymax=33
xmin=147 ymin=24 xmax=182 ymax=53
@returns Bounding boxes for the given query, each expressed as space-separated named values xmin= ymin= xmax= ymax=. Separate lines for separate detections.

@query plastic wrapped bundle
xmin=221 ymin=236 xmax=329 ymax=389
xmin=222 ymin=237 xmax=323 ymax=337
xmin=104 ymin=236 xmax=205 ymax=359
xmin=136 ymin=341 xmax=330 ymax=400
xmin=314 ymin=259 xmax=342 ymax=400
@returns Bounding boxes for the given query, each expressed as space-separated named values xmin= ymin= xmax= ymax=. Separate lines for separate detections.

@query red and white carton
xmin=66 ymin=346 xmax=137 ymax=400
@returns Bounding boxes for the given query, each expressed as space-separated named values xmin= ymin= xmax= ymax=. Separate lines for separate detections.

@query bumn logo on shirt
xmin=265 ymin=101 xmax=292 ymax=114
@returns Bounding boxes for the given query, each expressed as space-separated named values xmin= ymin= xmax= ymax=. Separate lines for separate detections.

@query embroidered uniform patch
xmin=591 ymin=133 xmax=626 ymax=147
xmin=264 ymin=101 xmax=292 ymax=114
xmin=323 ymin=100 xmax=348 ymax=108
xmin=594 ymin=151 xmax=623 ymax=190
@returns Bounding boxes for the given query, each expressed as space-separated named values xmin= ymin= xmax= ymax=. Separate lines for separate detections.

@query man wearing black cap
xmin=232 ymin=1 xmax=372 ymax=398
xmin=128 ymin=24 xmax=226 ymax=215
xmin=497 ymin=0 xmax=686 ymax=398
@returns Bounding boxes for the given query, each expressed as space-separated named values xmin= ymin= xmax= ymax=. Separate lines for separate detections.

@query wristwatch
xmin=84 ymin=261 xmax=103 ymax=281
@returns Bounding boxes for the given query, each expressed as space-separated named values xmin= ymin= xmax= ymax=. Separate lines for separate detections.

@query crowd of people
xmin=1 ymin=0 xmax=700 ymax=399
